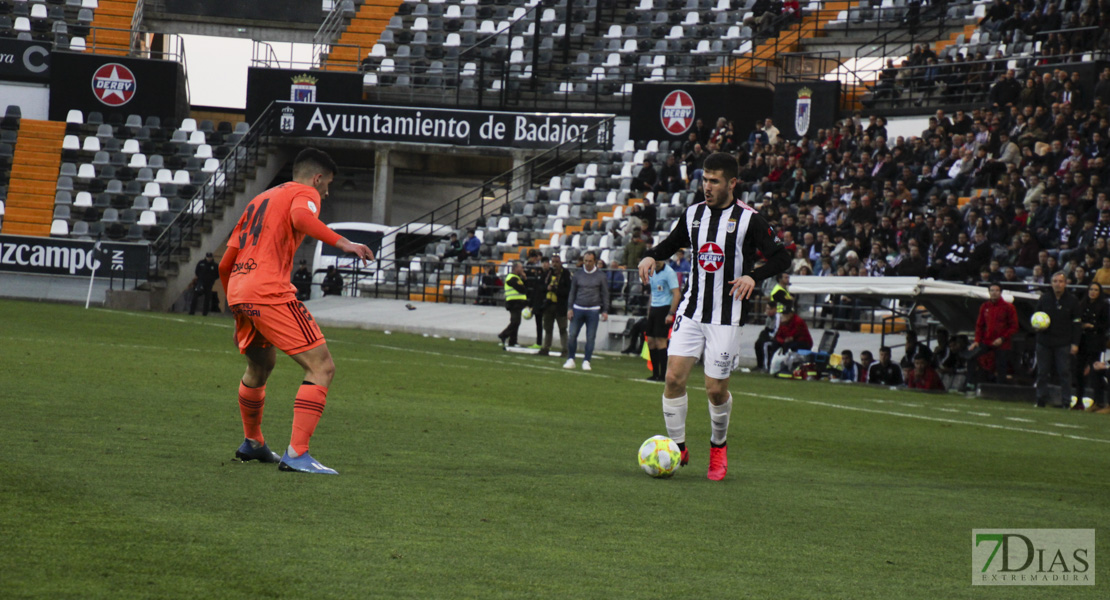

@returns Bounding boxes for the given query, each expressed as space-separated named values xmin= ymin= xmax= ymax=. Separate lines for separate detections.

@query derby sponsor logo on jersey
xmin=290 ymin=74 xmax=318 ymax=103
xmin=697 ymin=242 xmax=724 ymax=272
xmin=660 ymin=90 xmax=695 ymax=136
xmin=91 ymin=63 xmax=136 ymax=107
xmin=794 ymin=86 xmax=812 ymax=137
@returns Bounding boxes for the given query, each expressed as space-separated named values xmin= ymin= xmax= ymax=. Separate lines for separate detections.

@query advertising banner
xmin=0 ymin=235 xmax=149 ymax=278
xmin=0 ymin=38 xmax=51 ymax=83
xmin=48 ymin=52 xmax=187 ymax=123
xmin=629 ymin=83 xmax=774 ymax=143
xmin=271 ymin=101 xmax=613 ymax=150
xmin=773 ymin=81 xmax=841 ymax=141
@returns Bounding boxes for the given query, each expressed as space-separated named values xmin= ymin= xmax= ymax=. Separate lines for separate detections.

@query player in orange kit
xmin=218 ymin=148 xmax=374 ymax=475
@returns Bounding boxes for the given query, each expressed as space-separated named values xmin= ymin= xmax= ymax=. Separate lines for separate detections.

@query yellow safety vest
xmin=771 ymin=283 xmax=793 ymax=313
xmin=503 ymin=273 xmax=527 ymax=302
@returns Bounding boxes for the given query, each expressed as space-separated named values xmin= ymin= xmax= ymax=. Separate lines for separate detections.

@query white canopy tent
xmin=782 ymin=276 xmax=1040 ymax=336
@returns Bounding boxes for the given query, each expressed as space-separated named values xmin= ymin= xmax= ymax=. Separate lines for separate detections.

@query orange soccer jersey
xmin=226 ymin=182 xmax=321 ymax=305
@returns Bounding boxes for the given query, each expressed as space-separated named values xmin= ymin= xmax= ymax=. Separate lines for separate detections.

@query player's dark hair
xmin=293 ymin=147 xmax=338 ymax=179
xmin=702 ymin=152 xmax=738 ymax=181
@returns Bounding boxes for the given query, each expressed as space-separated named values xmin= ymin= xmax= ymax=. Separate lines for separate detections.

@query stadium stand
xmin=324 ymin=0 xmax=859 ymax=108
xmin=1 ymin=107 xmax=65 ymax=237
xmin=0 ymin=0 xmax=131 ymax=52
xmin=41 ymin=109 xmax=247 ymax=242
xmin=853 ymin=0 xmax=1110 ymax=111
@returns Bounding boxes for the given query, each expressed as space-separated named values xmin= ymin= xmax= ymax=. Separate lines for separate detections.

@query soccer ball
xmin=1030 ymin=311 xmax=1051 ymax=331
xmin=1069 ymin=396 xmax=1095 ymax=410
xmin=638 ymin=435 xmax=681 ymax=478
xmin=522 ymin=307 xmax=533 ymax=320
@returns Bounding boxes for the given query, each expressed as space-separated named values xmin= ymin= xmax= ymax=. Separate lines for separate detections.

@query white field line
xmin=35 ymin=313 xmax=1110 ymax=445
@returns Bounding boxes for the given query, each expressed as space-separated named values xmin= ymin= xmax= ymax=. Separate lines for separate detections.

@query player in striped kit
xmin=637 ymin=152 xmax=790 ymax=480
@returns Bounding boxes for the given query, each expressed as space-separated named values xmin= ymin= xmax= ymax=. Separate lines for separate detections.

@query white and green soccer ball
xmin=1030 ymin=311 xmax=1051 ymax=331
xmin=638 ymin=435 xmax=681 ymax=478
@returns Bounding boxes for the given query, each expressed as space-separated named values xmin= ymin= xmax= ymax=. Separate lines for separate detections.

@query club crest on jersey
xmin=726 ymin=219 xmax=737 ymax=233
xmin=660 ymin=90 xmax=695 ymax=136
xmin=697 ymin=242 xmax=724 ymax=272
xmin=91 ymin=63 xmax=136 ymax=107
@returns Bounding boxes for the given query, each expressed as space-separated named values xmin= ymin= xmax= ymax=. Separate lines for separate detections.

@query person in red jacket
xmin=905 ymin=355 xmax=945 ymax=391
xmin=773 ymin=301 xmax=814 ymax=354
xmin=968 ymin=282 xmax=1019 ymax=383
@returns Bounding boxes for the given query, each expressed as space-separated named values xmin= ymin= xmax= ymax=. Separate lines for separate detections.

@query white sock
xmin=286 ymin=445 xmax=300 ymax=458
xmin=662 ymin=393 xmax=688 ymax=444
xmin=709 ymin=394 xmax=733 ymax=445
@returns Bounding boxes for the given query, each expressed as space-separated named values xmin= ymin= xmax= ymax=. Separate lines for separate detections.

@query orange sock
xmin=291 ymin=383 xmax=328 ymax=455
xmin=238 ymin=382 xmax=266 ymax=444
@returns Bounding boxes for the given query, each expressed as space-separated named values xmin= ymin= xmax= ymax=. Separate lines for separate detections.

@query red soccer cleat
xmin=679 ymin=447 xmax=689 ymax=467
xmin=707 ymin=444 xmax=728 ymax=481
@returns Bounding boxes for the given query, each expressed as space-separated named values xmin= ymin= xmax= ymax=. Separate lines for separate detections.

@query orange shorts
xmin=231 ymin=300 xmax=325 ymax=356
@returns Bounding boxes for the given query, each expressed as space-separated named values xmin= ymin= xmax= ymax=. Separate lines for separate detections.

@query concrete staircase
xmin=1 ymin=120 xmax=65 ymax=237
xmin=89 ymin=0 xmax=138 ymax=56
xmin=323 ymin=0 xmax=407 ymax=71
xmin=709 ymin=3 xmax=853 ymax=83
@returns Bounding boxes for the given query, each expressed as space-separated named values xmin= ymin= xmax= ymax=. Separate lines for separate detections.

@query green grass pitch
xmin=1 ymin=298 xmax=1107 ymax=599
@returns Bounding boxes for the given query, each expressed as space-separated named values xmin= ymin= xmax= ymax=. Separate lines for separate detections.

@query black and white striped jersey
xmin=644 ymin=200 xmax=790 ymax=326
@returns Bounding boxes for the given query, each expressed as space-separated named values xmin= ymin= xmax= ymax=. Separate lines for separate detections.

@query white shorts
xmin=668 ymin=315 xmax=743 ymax=380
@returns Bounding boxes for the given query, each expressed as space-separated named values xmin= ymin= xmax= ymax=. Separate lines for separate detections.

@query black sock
xmin=658 ymin=347 xmax=668 ymax=378
xmin=649 ymin=349 xmax=659 ymax=377
xmin=677 ymin=441 xmax=686 ymax=451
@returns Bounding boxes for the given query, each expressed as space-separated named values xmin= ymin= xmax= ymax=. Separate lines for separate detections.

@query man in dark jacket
xmin=868 ymin=346 xmax=904 ymax=386
xmin=539 ymin=255 xmax=571 ymax=357
xmin=1034 ymin=272 xmax=1081 ymax=407
xmin=292 ymin=259 xmax=312 ymax=301
xmin=524 ymin=251 xmax=547 ymax=349
xmin=190 ymin=252 xmax=221 ymax=315
xmin=321 ymin=265 xmax=344 ymax=296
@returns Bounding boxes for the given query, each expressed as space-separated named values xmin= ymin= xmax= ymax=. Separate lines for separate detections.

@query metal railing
xmin=316 ymin=116 xmax=614 ymax=300
xmin=149 ymin=104 xmax=277 ymax=276
xmin=381 ymin=115 xmax=614 ymax=262
xmin=129 ymin=0 xmax=146 ymax=53
xmin=349 ymin=4 xmax=846 ymax=112
xmin=313 ymin=0 xmax=357 ymax=66
xmin=850 ymin=46 xmax=1106 ymax=114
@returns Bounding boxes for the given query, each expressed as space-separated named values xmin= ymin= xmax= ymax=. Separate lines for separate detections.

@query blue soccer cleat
xmin=235 ymin=439 xmax=281 ymax=463
xmin=278 ymin=450 xmax=338 ymax=475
